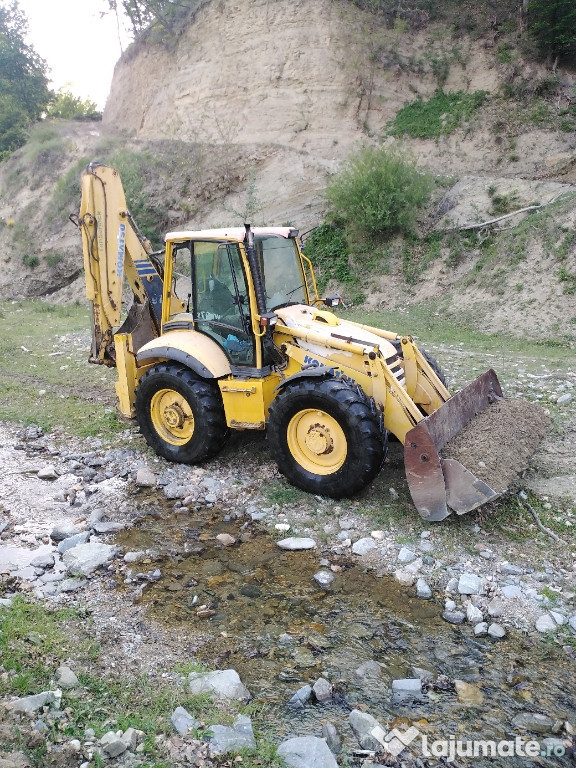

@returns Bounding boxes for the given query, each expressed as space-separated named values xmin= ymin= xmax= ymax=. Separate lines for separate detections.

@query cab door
xmin=193 ymin=241 xmax=256 ymax=367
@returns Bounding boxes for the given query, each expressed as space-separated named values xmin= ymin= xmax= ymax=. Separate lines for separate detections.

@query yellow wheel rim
xmin=287 ymin=408 xmax=347 ymax=476
xmin=150 ymin=388 xmax=195 ymax=446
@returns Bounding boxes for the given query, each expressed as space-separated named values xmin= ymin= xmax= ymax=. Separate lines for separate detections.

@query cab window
xmin=193 ymin=241 xmax=254 ymax=366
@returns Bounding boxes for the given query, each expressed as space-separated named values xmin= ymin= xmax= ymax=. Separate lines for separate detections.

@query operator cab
xmin=163 ymin=227 xmax=307 ymax=366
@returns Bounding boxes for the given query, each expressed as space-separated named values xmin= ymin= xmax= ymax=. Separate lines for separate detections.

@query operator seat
xmin=197 ymin=275 xmax=235 ymax=318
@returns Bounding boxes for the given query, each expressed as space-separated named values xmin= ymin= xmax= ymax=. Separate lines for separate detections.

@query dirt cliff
xmin=0 ymin=0 xmax=575 ymax=341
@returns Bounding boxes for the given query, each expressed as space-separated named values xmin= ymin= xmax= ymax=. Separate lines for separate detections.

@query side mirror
xmin=323 ymin=294 xmax=342 ymax=308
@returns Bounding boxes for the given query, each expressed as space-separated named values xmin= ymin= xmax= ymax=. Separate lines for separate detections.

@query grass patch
xmin=0 ymin=598 xmax=287 ymax=767
xmin=302 ymin=222 xmax=353 ymax=293
xmin=388 ymin=90 xmax=488 ymax=139
xmin=0 ymin=300 xmax=124 ymax=438
xmin=261 ymin=480 xmax=311 ymax=507
xmin=0 ymin=598 xmax=97 ymax=696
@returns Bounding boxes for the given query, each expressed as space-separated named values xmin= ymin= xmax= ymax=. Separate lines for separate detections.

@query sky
xmin=16 ymin=0 xmax=132 ymax=110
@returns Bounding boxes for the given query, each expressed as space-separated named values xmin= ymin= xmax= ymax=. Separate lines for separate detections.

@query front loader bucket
xmin=404 ymin=369 xmax=504 ymax=522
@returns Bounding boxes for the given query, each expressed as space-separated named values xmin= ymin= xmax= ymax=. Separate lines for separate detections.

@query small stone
xmin=488 ymin=623 xmax=506 ymax=639
xmin=511 ymin=712 xmax=555 ymax=733
xmin=500 ymin=563 xmax=523 ymax=575
xmin=443 ymin=610 xmax=466 ymax=625
xmin=348 ymin=709 xmax=385 ymax=751
xmin=288 ymin=684 xmax=312 ymax=709
xmin=556 ymin=393 xmax=572 ymax=404
xmin=216 ymin=533 xmax=236 ymax=546
xmin=135 ymin=467 xmax=157 ymax=487
xmin=92 ymin=521 xmax=126 ymax=534
xmin=353 ymin=660 xmax=383 ymax=683
xmin=454 ymin=679 xmax=484 ymax=706
xmin=100 ymin=731 xmax=127 ymax=758
xmin=466 ymin=604 xmax=484 ymax=624
xmin=322 ymin=722 xmax=342 ymax=755
xmin=535 ymin=614 xmax=557 ymax=633
xmin=313 ymin=570 xmax=335 ymax=588
xmin=487 ymin=597 xmax=505 ymax=617
xmin=458 ymin=573 xmax=482 ymax=595
xmin=445 ymin=577 xmax=459 ymax=594
xmin=5 ymin=690 xmax=58 ymax=713
xmin=30 ymin=552 xmax=55 ymax=569
xmin=277 ymin=537 xmax=316 ymax=550
xmin=55 ymin=666 xmax=79 ymax=689
xmin=392 ymin=678 xmax=423 ymax=703
xmin=50 ymin=522 xmax=82 ymax=541
xmin=275 ymin=523 xmax=290 ymax=532
xmin=501 ymin=585 xmax=522 ymax=599
xmin=124 ymin=550 xmax=146 ymax=563
xmin=171 ymin=706 xmax=198 ymax=735
xmin=313 ymin=677 xmax=333 ymax=703
xmin=208 ymin=715 xmax=256 ymax=756
xmin=397 ymin=547 xmax=417 ymax=564
xmin=474 ymin=622 xmax=489 ymax=636
xmin=550 ymin=611 xmax=566 ymax=626
xmin=416 ymin=578 xmax=432 ymax=599
xmin=351 ymin=537 xmax=376 ymax=555
xmin=57 ymin=532 xmax=90 ymax=554
xmin=394 ymin=569 xmax=415 ymax=587
xmin=189 ymin=669 xmax=251 ymax=701
xmin=277 ymin=736 xmax=338 ymax=768
xmin=38 ymin=465 xmax=58 ymax=480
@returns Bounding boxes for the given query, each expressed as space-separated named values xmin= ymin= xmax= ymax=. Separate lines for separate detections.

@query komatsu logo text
xmin=303 ymin=355 xmax=356 ymax=386
xmin=116 ymin=222 xmax=126 ymax=278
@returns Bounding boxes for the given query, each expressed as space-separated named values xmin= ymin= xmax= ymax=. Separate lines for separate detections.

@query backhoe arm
xmin=73 ymin=163 xmax=163 ymax=366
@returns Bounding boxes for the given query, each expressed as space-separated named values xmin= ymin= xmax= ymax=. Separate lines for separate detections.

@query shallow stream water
xmin=115 ymin=503 xmax=575 ymax=766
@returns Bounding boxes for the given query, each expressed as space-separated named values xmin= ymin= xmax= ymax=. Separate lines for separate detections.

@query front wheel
xmin=134 ymin=362 xmax=228 ymax=464
xmin=267 ymin=378 xmax=386 ymax=498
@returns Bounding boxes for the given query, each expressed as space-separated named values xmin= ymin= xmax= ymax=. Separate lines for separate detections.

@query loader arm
xmin=73 ymin=163 xmax=164 ymax=366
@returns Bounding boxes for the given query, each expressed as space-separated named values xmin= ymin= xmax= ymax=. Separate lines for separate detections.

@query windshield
xmin=257 ymin=236 xmax=307 ymax=310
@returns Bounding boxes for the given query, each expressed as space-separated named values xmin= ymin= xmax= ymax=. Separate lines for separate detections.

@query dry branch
xmin=443 ymin=189 xmax=576 ymax=233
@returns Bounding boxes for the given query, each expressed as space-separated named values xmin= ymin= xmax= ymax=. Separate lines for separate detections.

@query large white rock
xmin=62 ymin=542 xmax=118 ymax=576
xmin=188 ymin=669 xmax=251 ymax=701
xmin=277 ymin=736 xmax=338 ymax=768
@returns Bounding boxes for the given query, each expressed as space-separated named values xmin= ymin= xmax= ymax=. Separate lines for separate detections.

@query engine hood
xmin=274 ymin=304 xmax=399 ymax=359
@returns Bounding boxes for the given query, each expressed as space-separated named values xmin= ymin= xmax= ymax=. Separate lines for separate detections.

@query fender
xmin=136 ymin=329 xmax=231 ymax=379
xmin=274 ymin=365 xmax=334 ymax=393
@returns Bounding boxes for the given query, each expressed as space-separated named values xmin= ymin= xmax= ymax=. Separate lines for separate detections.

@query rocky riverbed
xmin=1 ymin=350 xmax=575 ymax=767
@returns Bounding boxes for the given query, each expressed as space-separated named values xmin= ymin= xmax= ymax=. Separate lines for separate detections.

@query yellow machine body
xmin=73 ymin=163 xmax=537 ymax=521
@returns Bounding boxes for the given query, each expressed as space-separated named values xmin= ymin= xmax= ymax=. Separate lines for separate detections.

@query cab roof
xmin=165 ymin=226 xmax=298 ymax=242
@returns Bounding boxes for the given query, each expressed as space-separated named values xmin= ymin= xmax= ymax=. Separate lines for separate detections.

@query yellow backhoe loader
xmin=71 ymin=163 xmax=542 ymax=521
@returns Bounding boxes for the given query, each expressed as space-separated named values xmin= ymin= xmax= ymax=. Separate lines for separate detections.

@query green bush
xmin=22 ymin=253 xmax=39 ymax=269
xmin=303 ymin=223 xmax=351 ymax=291
xmin=388 ymin=90 xmax=488 ymax=139
xmin=325 ymin=146 xmax=434 ymax=238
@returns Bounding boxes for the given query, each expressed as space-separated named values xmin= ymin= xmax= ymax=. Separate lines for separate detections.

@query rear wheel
xmin=135 ymin=362 xmax=228 ymax=463
xmin=421 ymin=348 xmax=447 ymax=387
xmin=267 ymin=378 xmax=386 ymax=498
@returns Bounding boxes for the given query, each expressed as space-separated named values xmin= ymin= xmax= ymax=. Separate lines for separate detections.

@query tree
xmin=46 ymin=88 xmax=101 ymax=121
xmin=527 ymin=0 xmax=576 ymax=66
xmin=107 ymin=0 xmax=195 ymax=38
xmin=0 ymin=1 xmax=51 ymax=157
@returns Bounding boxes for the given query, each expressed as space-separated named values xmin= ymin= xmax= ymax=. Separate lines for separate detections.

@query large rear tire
xmin=267 ymin=378 xmax=386 ymax=498
xmin=421 ymin=348 xmax=447 ymax=387
xmin=135 ymin=362 xmax=228 ymax=464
